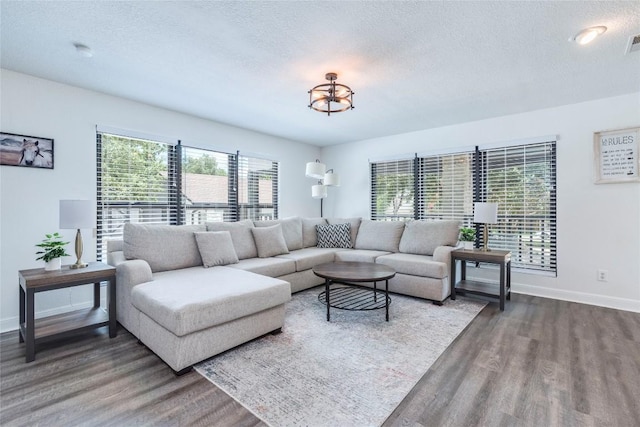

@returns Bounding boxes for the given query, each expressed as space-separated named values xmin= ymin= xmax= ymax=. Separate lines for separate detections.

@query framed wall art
xmin=0 ymin=132 xmax=54 ymax=169
xmin=593 ymin=127 xmax=639 ymax=184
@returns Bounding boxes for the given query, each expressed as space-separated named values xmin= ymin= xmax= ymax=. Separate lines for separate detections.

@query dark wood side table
xmin=18 ymin=261 xmax=117 ymax=362
xmin=450 ymin=249 xmax=511 ymax=311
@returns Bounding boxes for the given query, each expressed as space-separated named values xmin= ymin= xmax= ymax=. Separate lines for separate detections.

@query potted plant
xmin=36 ymin=232 xmax=70 ymax=271
xmin=459 ymin=227 xmax=475 ymax=250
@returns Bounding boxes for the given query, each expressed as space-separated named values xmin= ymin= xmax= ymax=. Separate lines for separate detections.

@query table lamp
xmin=60 ymin=200 xmax=96 ymax=269
xmin=473 ymin=202 xmax=498 ymax=251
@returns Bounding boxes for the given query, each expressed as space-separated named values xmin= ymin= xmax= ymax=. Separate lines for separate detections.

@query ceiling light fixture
xmin=74 ymin=43 xmax=93 ymax=58
xmin=570 ymin=26 xmax=607 ymax=45
xmin=308 ymin=72 xmax=354 ymax=116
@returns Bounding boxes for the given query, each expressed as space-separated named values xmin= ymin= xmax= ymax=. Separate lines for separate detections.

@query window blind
xmin=370 ymin=158 xmax=415 ymax=221
xmin=180 ymin=145 xmax=236 ymax=225
xmin=479 ymin=141 xmax=557 ymax=272
xmin=237 ymin=154 xmax=278 ymax=221
xmin=417 ymin=151 xmax=475 ymax=224
xmin=96 ymin=132 xmax=177 ymax=260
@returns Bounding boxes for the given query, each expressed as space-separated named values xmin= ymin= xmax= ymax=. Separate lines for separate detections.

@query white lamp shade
xmin=60 ymin=200 xmax=96 ymax=229
xmin=311 ymin=184 xmax=328 ymax=199
xmin=305 ymin=161 xmax=326 ymax=179
xmin=324 ymin=171 xmax=340 ymax=186
xmin=473 ymin=202 xmax=498 ymax=224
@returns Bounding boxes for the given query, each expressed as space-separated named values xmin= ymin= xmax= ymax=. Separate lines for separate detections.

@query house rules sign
xmin=594 ymin=127 xmax=640 ymax=184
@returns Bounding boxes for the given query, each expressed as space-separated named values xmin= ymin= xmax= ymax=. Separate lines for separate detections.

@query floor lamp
xmin=305 ymin=160 xmax=340 ymax=217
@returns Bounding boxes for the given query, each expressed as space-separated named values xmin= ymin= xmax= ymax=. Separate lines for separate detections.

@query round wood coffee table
xmin=312 ymin=261 xmax=396 ymax=322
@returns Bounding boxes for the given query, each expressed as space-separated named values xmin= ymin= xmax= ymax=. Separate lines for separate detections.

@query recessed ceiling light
xmin=570 ymin=26 xmax=607 ymax=45
xmin=74 ymin=43 xmax=93 ymax=58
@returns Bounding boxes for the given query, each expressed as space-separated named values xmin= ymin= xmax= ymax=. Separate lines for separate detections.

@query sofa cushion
xmin=399 ymin=220 xmax=461 ymax=256
xmin=335 ymin=249 xmax=391 ymax=263
xmin=251 ymin=224 xmax=290 ymax=258
xmin=302 ymin=217 xmax=327 ymax=248
xmin=254 ymin=217 xmax=303 ymax=251
xmin=131 ymin=266 xmax=291 ymax=337
xmin=194 ymin=231 xmax=239 ymax=268
xmin=355 ymin=220 xmax=405 ymax=252
xmin=276 ymin=247 xmax=338 ymax=272
xmin=205 ymin=220 xmax=257 ymax=260
xmin=228 ymin=257 xmax=296 ymax=277
xmin=376 ymin=253 xmax=447 ymax=279
xmin=327 ymin=217 xmax=361 ymax=248
xmin=316 ymin=223 xmax=352 ymax=249
xmin=123 ymin=223 xmax=205 ymax=273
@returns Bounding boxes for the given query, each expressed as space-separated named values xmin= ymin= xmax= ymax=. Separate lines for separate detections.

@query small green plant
xmin=459 ymin=227 xmax=476 ymax=242
xmin=36 ymin=233 xmax=70 ymax=262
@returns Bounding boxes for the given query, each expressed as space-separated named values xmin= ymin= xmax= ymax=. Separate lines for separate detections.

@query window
xmin=370 ymin=158 xmax=415 ymax=221
xmin=371 ymin=139 xmax=557 ymax=274
xmin=96 ymin=131 xmax=279 ymax=259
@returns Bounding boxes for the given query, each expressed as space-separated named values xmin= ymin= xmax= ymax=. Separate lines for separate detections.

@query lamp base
xmin=70 ymin=262 xmax=88 ymax=269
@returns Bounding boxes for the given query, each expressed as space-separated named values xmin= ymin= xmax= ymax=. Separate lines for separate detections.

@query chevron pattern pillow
xmin=316 ymin=223 xmax=352 ymax=248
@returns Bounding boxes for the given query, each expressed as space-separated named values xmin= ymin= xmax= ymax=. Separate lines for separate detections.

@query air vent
xmin=625 ymin=34 xmax=640 ymax=54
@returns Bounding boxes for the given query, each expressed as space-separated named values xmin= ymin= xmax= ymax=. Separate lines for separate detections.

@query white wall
xmin=321 ymin=93 xmax=640 ymax=312
xmin=0 ymin=70 xmax=321 ymax=332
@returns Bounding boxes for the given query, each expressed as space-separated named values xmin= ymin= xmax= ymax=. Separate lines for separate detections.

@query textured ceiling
xmin=2 ymin=1 xmax=639 ymax=146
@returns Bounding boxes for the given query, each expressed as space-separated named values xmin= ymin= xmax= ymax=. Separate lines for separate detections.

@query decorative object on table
xmin=459 ymin=227 xmax=476 ymax=250
xmin=473 ymin=202 xmax=498 ymax=251
xmin=308 ymin=72 xmax=354 ymax=116
xmin=59 ymin=200 xmax=96 ymax=269
xmin=593 ymin=126 xmax=639 ymax=184
xmin=0 ymin=132 xmax=54 ymax=169
xmin=305 ymin=160 xmax=340 ymax=216
xmin=35 ymin=232 xmax=69 ymax=271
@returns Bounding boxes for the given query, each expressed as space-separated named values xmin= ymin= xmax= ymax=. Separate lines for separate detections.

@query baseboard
xmin=0 ymin=297 xmax=107 ymax=334
xmin=513 ymin=283 xmax=640 ymax=313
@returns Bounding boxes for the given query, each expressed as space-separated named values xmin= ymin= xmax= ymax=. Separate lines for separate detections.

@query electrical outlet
xmin=597 ymin=269 xmax=608 ymax=282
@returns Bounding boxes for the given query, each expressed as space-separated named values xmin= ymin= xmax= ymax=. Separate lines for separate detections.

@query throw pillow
xmin=253 ymin=217 xmax=303 ymax=251
xmin=194 ymin=231 xmax=239 ymax=267
xmin=205 ymin=219 xmax=257 ymax=260
xmin=327 ymin=217 xmax=361 ymax=248
xmin=316 ymin=223 xmax=352 ymax=249
xmin=251 ymin=224 xmax=290 ymax=258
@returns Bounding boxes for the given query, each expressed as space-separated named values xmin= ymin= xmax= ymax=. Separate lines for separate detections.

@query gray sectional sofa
xmin=107 ymin=217 xmax=460 ymax=373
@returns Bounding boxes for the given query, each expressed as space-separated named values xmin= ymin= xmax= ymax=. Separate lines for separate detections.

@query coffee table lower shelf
xmin=318 ymin=285 xmax=391 ymax=311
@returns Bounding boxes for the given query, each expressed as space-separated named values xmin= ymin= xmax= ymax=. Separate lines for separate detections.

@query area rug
xmin=196 ymin=287 xmax=486 ymax=426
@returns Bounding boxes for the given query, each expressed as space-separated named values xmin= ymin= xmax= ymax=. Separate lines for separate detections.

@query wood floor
xmin=1 ymin=293 xmax=639 ymax=426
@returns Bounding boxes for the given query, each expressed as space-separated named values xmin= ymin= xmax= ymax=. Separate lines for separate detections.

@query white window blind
xmin=480 ymin=141 xmax=557 ymax=272
xmin=418 ymin=151 xmax=474 ymax=223
xmin=237 ymin=154 xmax=278 ymax=220
xmin=96 ymin=132 xmax=177 ymax=260
xmin=370 ymin=158 xmax=415 ymax=221
xmin=180 ymin=146 xmax=236 ymax=224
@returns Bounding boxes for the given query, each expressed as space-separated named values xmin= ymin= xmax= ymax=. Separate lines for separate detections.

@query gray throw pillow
xmin=251 ymin=224 xmax=290 ymax=258
xmin=194 ymin=231 xmax=239 ymax=267
xmin=205 ymin=219 xmax=257 ymax=260
xmin=253 ymin=217 xmax=303 ymax=251
xmin=316 ymin=223 xmax=351 ymax=248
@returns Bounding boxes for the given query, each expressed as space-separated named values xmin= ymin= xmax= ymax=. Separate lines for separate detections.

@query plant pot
xmin=44 ymin=257 xmax=62 ymax=271
xmin=462 ymin=241 xmax=474 ymax=250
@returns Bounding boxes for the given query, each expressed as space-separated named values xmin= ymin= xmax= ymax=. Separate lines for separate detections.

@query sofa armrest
xmin=433 ymin=246 xmax=457 ymax=275
xmin=116 ymin=259 xmax=153 ymax=289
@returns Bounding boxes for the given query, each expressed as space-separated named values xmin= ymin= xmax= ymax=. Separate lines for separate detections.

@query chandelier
xmin=308 ymin=73 xmax=354 ymax=116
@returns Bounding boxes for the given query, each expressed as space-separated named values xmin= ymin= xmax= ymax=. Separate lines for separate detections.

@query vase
xmin=44 ymin=257 xmax=62 ymax=271
xmin=462 ymin=241 xmax=474 ymax=250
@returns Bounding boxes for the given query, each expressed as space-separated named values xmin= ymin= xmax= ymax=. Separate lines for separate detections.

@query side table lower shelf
xmin=19 ymin=307 xmax=110 ymax=344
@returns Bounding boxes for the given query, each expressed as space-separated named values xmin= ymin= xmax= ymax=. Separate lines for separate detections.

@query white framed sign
xmin=594 ymin=127 xmax=640 ymax=184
